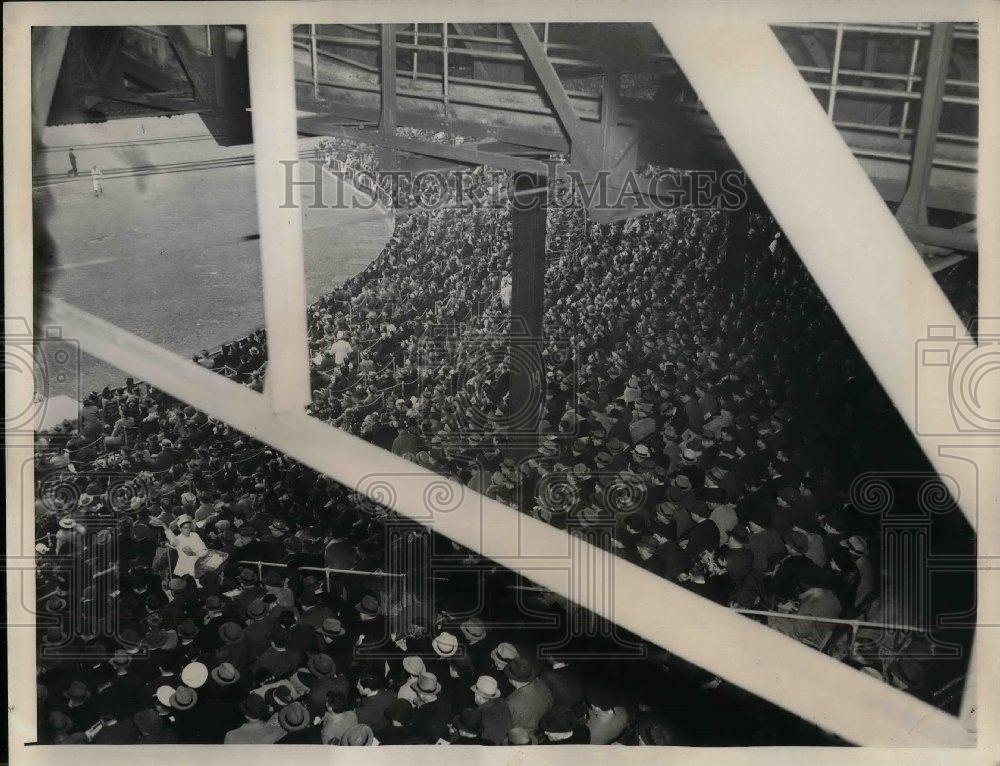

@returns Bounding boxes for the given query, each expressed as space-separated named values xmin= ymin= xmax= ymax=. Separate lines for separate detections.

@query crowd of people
xmin=34 ymin=137 xmax=975 ymax=744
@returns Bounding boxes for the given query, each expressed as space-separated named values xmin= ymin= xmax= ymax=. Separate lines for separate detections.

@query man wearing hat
xmin=57 ymin=680 xmax=96 ymax=731
xmin=215 ymin=621 xmax=251 ymax=672
xmin=459 ymin=617 xmax=489 ymax=667
xmin=378 ymin=698 xmax=416 ymax=745
xmin=449 ymin=707 xmax=492 ymax=745
xmin=396 ymin=655 xmax=426 ymax=703
xmin=291 ymin=653 xmax=339 ymax=717
xmin=133 ymin=707 xmax=178 ymax=744
xmin=168 ymin=685 xmax=201 ymax=742
xmin=427 ymin=631 xmax=459 ymax=678
xmin=230 ymin=568 xmax=266 ymax=617
xmin=276 ymin=701 xmax=321 ymax=743
xmin=410 ymin=672 xmax=452 ymax=744
xmin=88 ymin=696 xmax=141 ymax=744
xmin=584 ymin=680 xmax=629 ymax=745
xmin=242 ymin=599 xmax=274 ymax=655
xmin=488 ymin=642 xmax=518 ymax=697
xmin=471 ymin=675 xmax=512 ymax=745
xmin=505 ymin=657 xmax=554 ymax=733
xmin=539 ymin=705 xmax=591 ymax=744
xmin=353 ymin=593 xmax=390 ymax=663
xmin=99 ymin=649 xmax=145 ymax=718
xmin=224 ymin=693 xmax=284 ymax=744
xmin=341 ymin=723 xmax=377 ymax=746
xmin=159 ymin=514 xmax=208 ymax=581
xmin=315 ymin=617 xmax=351 ymax=673
xmin=198 ymin=663 xmax=247 ymax=742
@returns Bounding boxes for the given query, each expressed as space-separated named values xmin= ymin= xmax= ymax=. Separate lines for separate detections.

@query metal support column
xmin=601 ymin=59 xmax=621 ymax=170
xmin=508 ymin=173 xmax=547 ymax=446
xmin=899 ymin=37 xmax=922 ymax=139
xmin=380 ymin=24 xmax=397 ymax=135
xmin=827 ymin=23 xmax=844 ymax=118
xmin=442 ymin=24 xmax=449 ymax=107
xmin=310 ymin=24 xmax=319 ymax=99
xmin=897 ymin=23 xmax=955 ymax=226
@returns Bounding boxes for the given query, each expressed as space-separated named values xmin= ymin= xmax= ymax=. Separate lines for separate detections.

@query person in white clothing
xmin=162 ymin=514 xmax=208 ymax=581
xmin=91 ymin=165 xmax=104 ymax=196
xmin=331 ymin=332 xmax=353 ymax=365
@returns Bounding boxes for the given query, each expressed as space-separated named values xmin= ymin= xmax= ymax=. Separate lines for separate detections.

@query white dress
xmin=164 ymin=529 xmax=208 ymax=578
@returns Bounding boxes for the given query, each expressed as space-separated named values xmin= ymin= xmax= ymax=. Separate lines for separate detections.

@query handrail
xmin=733 ymin=607 xmax=925 ymax=634
xmin=240 ymin=559 xmax=405 ymax=578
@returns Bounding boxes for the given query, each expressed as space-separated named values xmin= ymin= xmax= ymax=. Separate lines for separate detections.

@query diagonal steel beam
xmin=511 ymin=23 xmax=597 ymax=167
xmin=30 ymin=26 xmax=70 ymax=142
xmin=164 ymin=26 xmax=214 ymax=106
xmin=299 ymin=117 xmax=555 ymax=176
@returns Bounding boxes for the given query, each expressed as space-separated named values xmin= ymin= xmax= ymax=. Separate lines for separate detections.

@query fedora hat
xmin=246 ymin=600 xmax=268 ymax=620
xmin=308 ymin=653 xmax=335 ymax=678
xmin=210 ymin=662 xmax=240 ymax=686
xmin=452 ymin=707 xmax=483 ymax=734
xmin=155 ymin=685 xmax=175 ymax=707
xmin=432 ymin=631 xmax=459 ymax=658
xmin=470 ymin=675 xmax=501 ymax=700
xmin=58 ymin=516 xmax=76 ymax=530
xmin=177 ymin=618 xmax=198 ymax=639
xmin=320 ymin=617 xmax=345 ymax=637
xmin=541 ymin=706 xmax=576 ymax=735
xmin=132 ymin=708 xmax=163 ymax=736
xmin=342 ymin=723 xmax=375 ymax=746
xmin=181 ymin=661 xmax=208 ymax=689
xmin=218 ymin=621 xmax=244 ymax=644
xmin=490 ymin=642 xmax=518 ymax=667
xmin=504 ymin=657 xmax=535 ymax=684
xmin=460 ymin=618 xmax=486 ymax=643
xmin=278 ymin=701 xmax=310 ymax=732
xmin=841 ymin=535 xmax=868 ymax=556
xmin=109 ymin=649 xmax=130 ymax=668
xmin=170 ymin=685 xmax=198 ymax=711
xmin=414 ymin=672 xmax=441 ymax=697
xmin=48 ymin=710 xmax=74 ymax=735
xmin=355 ymin=594 xmax=380 ymax=617
xmin=402 ymin=656 xmax=425 ymax=676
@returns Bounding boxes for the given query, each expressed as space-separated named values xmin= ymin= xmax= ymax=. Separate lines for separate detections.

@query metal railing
xmin=294 ymin=22 xmax=980 ymax=153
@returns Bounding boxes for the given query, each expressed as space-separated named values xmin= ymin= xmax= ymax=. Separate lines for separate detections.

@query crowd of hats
xmin=33 ymin=146 xmax=973 ymax=743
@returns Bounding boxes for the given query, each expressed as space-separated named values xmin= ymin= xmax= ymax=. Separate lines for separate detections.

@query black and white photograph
xmin=5 ymin=3 xmax=998 ymax=762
